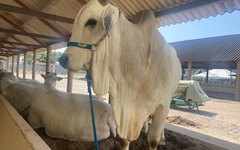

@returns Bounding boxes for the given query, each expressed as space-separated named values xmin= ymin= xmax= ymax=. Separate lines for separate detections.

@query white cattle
xmin=0 ymin=80 xmax=38 ymax=118
xmin=0 ymin=72 xmax=61 ymax=118
xmin=59 ymin=0 xmax=181 ymax=149
xmin=18 ymin=77 xmax=42 ymax=87
xmin=27 ymin=73 xmax=116 ymax=142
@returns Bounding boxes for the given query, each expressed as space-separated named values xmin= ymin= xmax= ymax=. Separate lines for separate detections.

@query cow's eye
xmin=85 ymin=18 xmax=97 ymax=27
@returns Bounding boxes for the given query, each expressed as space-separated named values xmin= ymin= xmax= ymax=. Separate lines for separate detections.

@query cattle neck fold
xmin=67 ymin=32 xmax=109 ymax=51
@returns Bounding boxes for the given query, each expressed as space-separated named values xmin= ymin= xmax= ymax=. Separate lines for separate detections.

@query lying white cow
xmin=0 ymin=72 xmax=61 ymax=118
xmin=28 ymin=73 xmax=116 ymax=141
xmin=59 ymin=0 xmax=181 ymax=149
xmin=18 ymin=77 xmax=42 ymax=87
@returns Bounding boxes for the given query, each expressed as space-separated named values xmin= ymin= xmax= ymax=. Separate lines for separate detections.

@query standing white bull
xmin=59 ymin=0 xmax=181 ymax=149
xmin=27 ymin=73 xmax=116 ymax=141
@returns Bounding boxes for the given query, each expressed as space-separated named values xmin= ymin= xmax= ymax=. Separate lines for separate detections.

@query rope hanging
xmin=86 ymin=73 xmax=99 ymax=150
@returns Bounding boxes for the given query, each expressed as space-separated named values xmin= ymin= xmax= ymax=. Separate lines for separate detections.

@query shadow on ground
xmin=170 ymin=105 xmax=218 ymax=117
xmin=205 ymin=91 xmax=235 ymax=101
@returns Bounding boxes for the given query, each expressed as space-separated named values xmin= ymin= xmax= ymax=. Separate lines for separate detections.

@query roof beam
xmin=0 ymin=3 xmax=74 ymax=23
xmin=154 ymin=0 xmax=220 ymax=17
xmin=0 ymin=49 xmax=17 ymax=54
xmin=0 ymin=40 xmax=46 ymax=47
xmin=0 ymin=28 xmax=69 ymax=41
xmin=0 ymin=46 xmax=28 ymax=51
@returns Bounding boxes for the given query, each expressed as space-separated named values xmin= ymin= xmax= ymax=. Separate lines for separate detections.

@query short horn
xmin=98 ymin=0 xmax=108 ymax=6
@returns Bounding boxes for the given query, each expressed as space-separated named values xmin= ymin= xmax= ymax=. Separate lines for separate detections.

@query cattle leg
xmin=147 ymin=104 xmax=169 ymax=150
xmin=119 ymin=138 xmax=130 ymax=150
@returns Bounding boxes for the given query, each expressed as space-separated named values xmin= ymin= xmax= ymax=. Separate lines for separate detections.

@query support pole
xmin=6 ymin=56 xmax=9 ymax=71
xmin=206 ymin=67 xmax=209 ymax=83
xmin=11 ymin=56 xmax=14 ymax=73
xmin=67 ymin=71 xmax=74 ymax=93
xmin=23 ymin=52 xmax=27 ymax=79
xmin=46 ymin=46 xmax=51 ymax=74
xmin=32 ymin=50 xmax=37 ymax=80
xmin=235 ymin=61 xmax=240 ymax=101
xmin=181 ymin=68 xmax=184 ymax=80
xmin=187 ymin=61 xmax=192 ymax=80
xmin=16 ymin=54 xmax=20 ymax=78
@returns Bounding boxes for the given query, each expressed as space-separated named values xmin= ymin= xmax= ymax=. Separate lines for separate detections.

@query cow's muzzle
xmin=59 ymin=54 xmax=68 ymax=69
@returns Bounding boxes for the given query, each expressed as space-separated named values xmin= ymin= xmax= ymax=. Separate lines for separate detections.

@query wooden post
xmin=6 ymin=56 xmax=9 ymax=71
xmin=67 ymin=71 xmax=74 ymax=93
xmin=187 ymin=61 xmax=192 ymax=80
xmin=16 ymin=54 xmax=20 ymax=77
xmin=23 ymin=52 xmax=27 ymax=79
xmin=11 ymin=56 xmax=14 ymax=73
xmin=235 ymin=61 xmax=240 ymax=101
xmin=32 ymin=50 xmax=37 ymax=80
xmin=206 ymin=67 xmax=209 ymax=83
xmin=46 ymin=46 xmax=51 ymax=74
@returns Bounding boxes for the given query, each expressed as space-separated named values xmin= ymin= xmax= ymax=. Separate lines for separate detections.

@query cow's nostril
xmin=59 ymin=54 xmax=68 ymax=68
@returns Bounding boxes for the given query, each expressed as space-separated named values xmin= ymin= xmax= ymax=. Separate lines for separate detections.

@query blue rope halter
xmin=67 ymin=42 xmax=94 ymax=50
xmin=67 ymin=33 xmax=108 ymax=150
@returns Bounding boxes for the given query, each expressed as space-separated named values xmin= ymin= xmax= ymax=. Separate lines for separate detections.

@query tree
xmin=36 ymin=51 xmax=63 ymax=64
xmin=27 ymin=54 xmax=33 ymax=65
xmin=21 ymin=54 xmax=33 ymax=65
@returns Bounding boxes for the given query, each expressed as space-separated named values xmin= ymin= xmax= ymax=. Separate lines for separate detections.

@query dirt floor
xmin=27 ymin=74 xmax=240 ymax=147
xmin=36 ymin=128 xmax=218 ymax=150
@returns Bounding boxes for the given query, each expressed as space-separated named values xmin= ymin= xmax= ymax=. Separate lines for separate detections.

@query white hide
xmin=27 ymin=77 xmax=116 ymax=141
xmin=0 ymin=72 xmax=60 ymax=118
xmin=61 ymin=0 xmax=181 ymax=149
xmin=18 ymin=77 xmax=42 ymax=87
xmin=0 ymin=79 xmax=38 ymax=117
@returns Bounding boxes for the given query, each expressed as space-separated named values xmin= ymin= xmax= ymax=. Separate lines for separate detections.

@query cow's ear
xmin=102 ymin=6 xmax=119 ymax=35
xmin=103 ymin=15 xmax=112 ymax=35
xmin=41 ymin=74 xmax=46 ymax=79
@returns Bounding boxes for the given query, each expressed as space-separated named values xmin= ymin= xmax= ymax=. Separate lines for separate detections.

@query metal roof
xmin=0 ymin=0 xmax=239 ymax=57
xmin=171 ymin=34 xmax=240 ymax=69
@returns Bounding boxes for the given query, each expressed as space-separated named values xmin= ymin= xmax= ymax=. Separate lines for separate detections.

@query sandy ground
xmin=169 ymin=92 xmax=240 ymax=145
xmin=27 ymin=74 xmax=240 ymax=145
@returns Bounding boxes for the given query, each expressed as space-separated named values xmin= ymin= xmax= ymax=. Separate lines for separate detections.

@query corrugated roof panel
xmin=23 ymin=18 xmax=63 ymax=37
xmin=20 ymin=0 xmax=51 ymax=11
xmin=171 ymin=34 xmax=240 ymax=62
xmin=13 ymin=35 xmax=40 ymax=45
xmin=157 ymin=0 xmax=240 ymax=27
xmin=43 ymin=0 xmax=81 ymax=19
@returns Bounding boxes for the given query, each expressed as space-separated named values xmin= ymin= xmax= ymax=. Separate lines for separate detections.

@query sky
xmin=159 ymin=10 xmax=240 ymax=43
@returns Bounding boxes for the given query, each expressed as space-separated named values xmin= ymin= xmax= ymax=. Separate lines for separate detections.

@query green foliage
xmin=37 ymin=51 xmax=47 ymax=63
xmin=27 ymin=54 xmax=33 ymax=65
xmin=51 ymin=51 xmax=63 ymax=64
xmin=37 ymin=51 xmax=63 ymax=64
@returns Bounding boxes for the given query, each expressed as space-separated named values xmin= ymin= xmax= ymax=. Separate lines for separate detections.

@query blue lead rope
xmin=86 ymin=75 xmax=99 ymax=150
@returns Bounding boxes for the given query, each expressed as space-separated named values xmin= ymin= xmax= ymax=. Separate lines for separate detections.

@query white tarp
xmin=193 ymin=69 xmax=235 ymax=79
xmin=174 ymin=80 xmax=210 ymax=102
